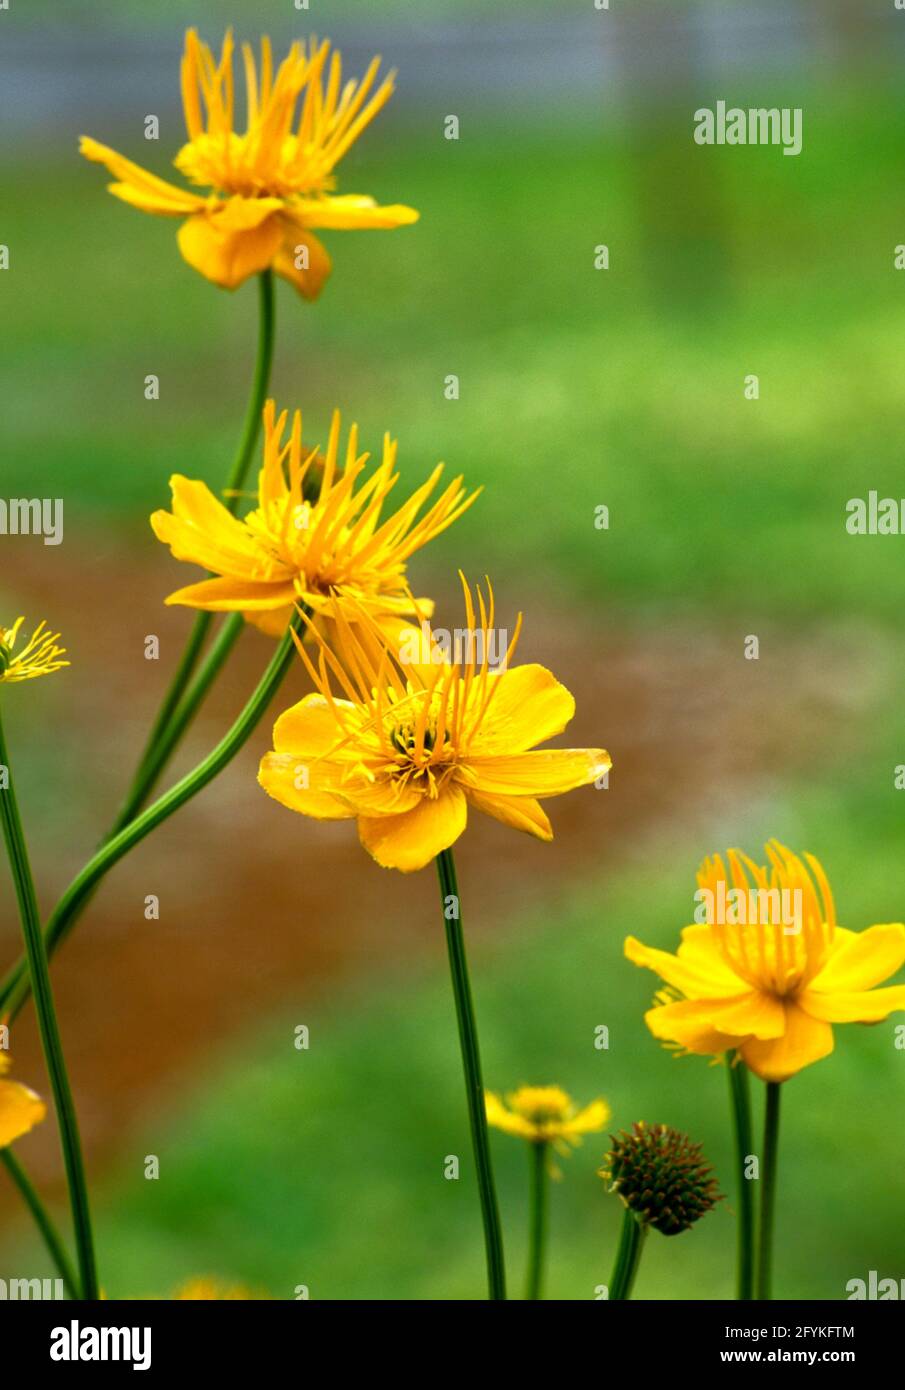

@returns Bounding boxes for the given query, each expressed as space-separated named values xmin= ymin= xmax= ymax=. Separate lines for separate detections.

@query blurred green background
xmin=1 ymin=0 xmax=904 ymax=1300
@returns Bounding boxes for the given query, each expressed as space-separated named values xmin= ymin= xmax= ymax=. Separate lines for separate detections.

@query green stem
xmin=221 ymin=270 xmax=276 ymax=505
xmin=526 ymin=1140 xmax=548 ymax=1300
xmin=608 ymin=1208 xmax=647 ymax=1300
xmin=118 ymin=269 xmax=275 ymax=820
xmin=435 ymin=848 xmax=506 ymax=1300
xmin=0 ymin=609 xmax=303 ymax=1023
xmin=0 ymin=1147 xmax=79 ymax=1299
xmin=0 ymin=704 xmax=98 ymax=1299
xmin=727 ymin=1054 xmax=755 ymax=1300
xmin=756 ymin=1081 xmax=782 ymax=1301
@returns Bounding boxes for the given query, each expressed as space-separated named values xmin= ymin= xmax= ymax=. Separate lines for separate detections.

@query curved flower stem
xmin=727 ymin=1054 xmax=755 ymax=1300
xmin=756 ymin=1081 xmax=782 ymax=1300
xmin=0 ymin=704 xmax=99 ymax=1299
xmin=0 ymin=609 xmax=304 ymax=1023
xmin=525 ymin=1140 xmax=548 ymax=1300
xmin=435 ymin=848 xmax=506 ymax=1300
xmin=118 ymin=269 xmax=276 ymax=819
xmin=0 ymin=1147 xmax=80 ymax=1299
xmin=608 ymin=1208 xmax=648 ymax=1300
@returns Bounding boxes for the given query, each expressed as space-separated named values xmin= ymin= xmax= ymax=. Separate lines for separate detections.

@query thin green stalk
xmin=119 ymin=268 xmax=275 ymax=817
xmin=526 ymin=1140 xmax=548 ymax=1300
xmin=109 ymin=614 xmax=244 ymax=834
xmin=0 ymin=1147 xmax=79 ymax=1298
xmin=0 ymin=703 xmax=98 ymax=1299
xmin=608 ymin=1208 xmax=647 ymax=1300
xmin=435 ymin=848 xmax=506 ymax=1300
xmin=756 ymin=1080 xmax=782 ymax=1301
xmin=727 ymin=1054 xmax=755 ymax=1300
xmin=0 ymin=609 xmax=304 ymax=1023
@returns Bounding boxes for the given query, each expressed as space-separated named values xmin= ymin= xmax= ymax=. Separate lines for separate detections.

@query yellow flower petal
xmin=702 ymin=990 xmax=787 ymax=1040
xmin=257 ymin=752 xmax=356 ymax=822
xmin=485 ymin=1092 xmax=536 ymax=1140
xmin=0 ymin=1079 xmax=47 ymax=1148
xmin=674 ymin=925 xmax=750 ymax=993
xmin=272 ymin=694 xmax=355 ymax=757
xmin=463 ymin=787 xmax=553 ymax=841
xmin=272 ymin=225 xmax=332 ymax=300
xmin=625 ymin=935 xmax=744 ymax=1000
xmin=468 ymin=664 xmax=575 ymax=754
xmin=291 ymin=194 xmax=420 ymax=230
xmin=151 ymin=478 xmax=264 ymax=576
xmin=358 ymin=786 xmax=467 ymax=872
xmin=164 ymin=576 xmax=299 ymax=612
xmin=566 ymin=1098 xmax=611 ymax=1135
xmin=462 ymin=748 xmax=610 ymax=798
xmin=740 ymin=1002 xmax=834 ymax=1082
xmin=806 ymin=923 xmax=905 ymax=993
xmin=79 ymin=136 xmax=205 ymax=216
xmin=209 ymin=196 xmax=286 ymax=232
xmin=643 ymin=998 xmax=744 ymax=1055
xmin=177 ymin=207 xmax=284 ymax=289
xmin=798 ymin=984 xmax=905 ymax=1023
xmin=243 ymin=605 xmax=294 ymax=637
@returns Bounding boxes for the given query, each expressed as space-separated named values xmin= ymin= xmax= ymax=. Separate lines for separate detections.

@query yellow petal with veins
xmin=257 ymin=751 xmax=357 ymax=821
xmin=272 ymin=694 xmax=357 ymax=757
xmin=462 ymin=748 xmax=609 ymax=798
xmin=464 ymin=787 xmax=553 ymax=841
xmin=358 ymin=786 xmax=467 ymax=872
xmin=468 ymin=664 xmax=575 ymax=754
xmin=163 ymin=577 xmax=298 ymax=612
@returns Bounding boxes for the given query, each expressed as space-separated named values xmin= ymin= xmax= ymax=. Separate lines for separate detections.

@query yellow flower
xmin=485 ymin=1085 xmax=610 ymax=1153
xmin=257 ymin=577 xmax=611 ymax=871
xmin=80 ymin=29 xmax=418 ymax=296
xmin=0 ymin=1054 xmax=46 ymax=1147
xmin=625 ymin=841 xmax=905 ymax=1083
xmin=0 ymin=618 xmax=68 ymax=683
xmin=150 ymin=401 xmax=478 ymax=637
xmin=172 ymin=1277 xmax=267 ymax=1300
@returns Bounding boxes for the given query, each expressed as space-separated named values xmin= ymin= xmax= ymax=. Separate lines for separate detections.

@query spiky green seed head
xmin=598 ymin=1121 xmax=722 ymax=1236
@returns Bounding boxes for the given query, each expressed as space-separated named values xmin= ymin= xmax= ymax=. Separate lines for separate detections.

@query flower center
xmin=390 ymin=720 xmax=448 ymax=762
xmin=174 ymin=134 xmax=332 ymax=200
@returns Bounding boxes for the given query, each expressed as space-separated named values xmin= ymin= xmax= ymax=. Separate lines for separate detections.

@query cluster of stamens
xmin=697 ymin=843 xmax=836 ymax=998
xmin=174 ymin=33 xmax=394 ymax=200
